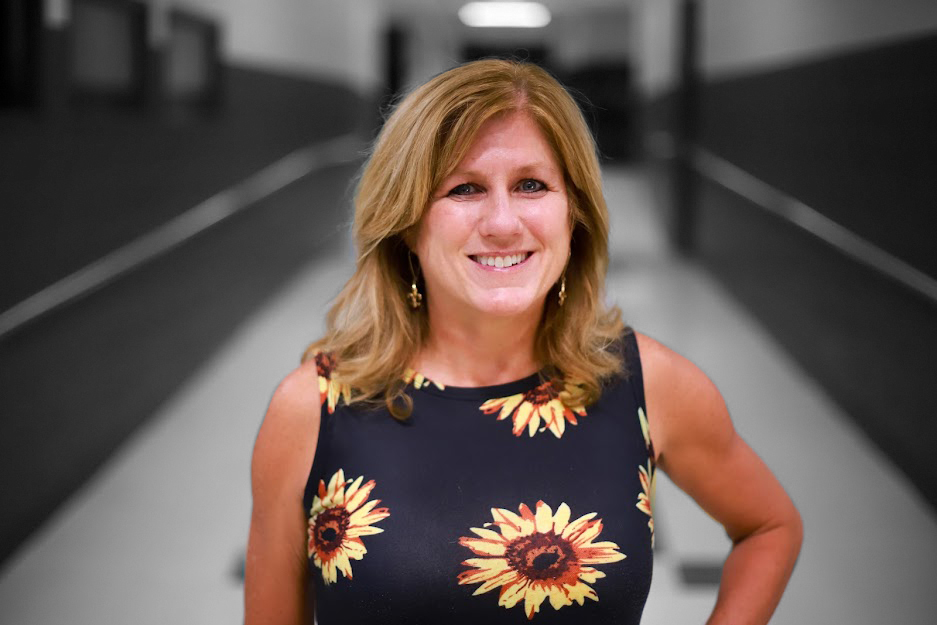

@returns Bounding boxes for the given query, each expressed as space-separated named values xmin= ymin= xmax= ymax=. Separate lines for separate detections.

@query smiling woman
xmin=245 ymin=59 xmax=802 ymax=625
xmin=415 ymin=110 xmax=571 ymax=325
xmin=306 ymin=59 xmax=623 ymax=416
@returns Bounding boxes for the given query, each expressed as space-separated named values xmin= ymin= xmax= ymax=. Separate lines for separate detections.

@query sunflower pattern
xmin=314 ymin=352 xmax=351 ymax=414
xmin=402 ymin=367 xmax=445 ymax=391
xmin=635 ymin=407 xmax=656 ymax=547
xmin=479 ymin=379 xmax=587 ymax=438
xmin=458 ymin=501 xmax=626 ymax=620
xmin=308 ymin=469 xmax=390 ymax=584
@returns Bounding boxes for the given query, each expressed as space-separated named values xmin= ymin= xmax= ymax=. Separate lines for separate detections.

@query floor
xmin=1 ymin=166 xmax=935 ymax=624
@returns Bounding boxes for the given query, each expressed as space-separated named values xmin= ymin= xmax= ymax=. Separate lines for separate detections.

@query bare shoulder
xmin=633 ymin=333 xmax=802 ymax=556
xmin=634 ymin=331 xmax=734 ymax=468
xmin=251 ymin=358 xmax=323 ymax=503
xmin=245 ymin=359 xmax=321 ymax=623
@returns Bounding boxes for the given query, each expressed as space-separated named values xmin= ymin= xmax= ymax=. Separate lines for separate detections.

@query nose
xmin=477 ymin=189 xmax=522 ymax=239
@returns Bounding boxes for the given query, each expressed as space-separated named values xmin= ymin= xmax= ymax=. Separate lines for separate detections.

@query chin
xmin=470 ymin=289 xmax=543 ymax=318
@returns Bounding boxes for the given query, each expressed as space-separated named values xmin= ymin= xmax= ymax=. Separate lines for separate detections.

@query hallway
xmin=1 ymin=166 xmax=934 ymax=624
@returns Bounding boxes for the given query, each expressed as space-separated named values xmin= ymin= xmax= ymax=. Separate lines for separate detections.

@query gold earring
xmin=407 ymin=252 xmax=423 ymax=309
xmin=557 ymin=274 xmax=567 ymax=306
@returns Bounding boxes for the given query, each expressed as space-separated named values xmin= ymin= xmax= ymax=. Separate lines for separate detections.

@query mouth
xmin=470 ymin=252 xmax=532 ymax=269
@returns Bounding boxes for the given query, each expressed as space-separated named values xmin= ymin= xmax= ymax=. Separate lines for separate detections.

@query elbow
xmin=730 ymin=501 xmax=804 ymax=567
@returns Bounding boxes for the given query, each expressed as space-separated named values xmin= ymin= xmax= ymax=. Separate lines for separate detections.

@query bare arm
xmin=638 ymin=333 xmax=803 ymax=625
xmin=245 ymin=359 xmax=321 ymax=625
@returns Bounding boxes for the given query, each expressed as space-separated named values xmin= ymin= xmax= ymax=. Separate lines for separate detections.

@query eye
xmin=448 ymin=183 xmax=479 ymax=196
xmin=518 ymin=179 xmax=546 ymax=193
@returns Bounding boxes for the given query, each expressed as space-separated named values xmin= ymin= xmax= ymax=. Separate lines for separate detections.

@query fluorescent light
xmin=458 ymin=2 xmax=552 ymax=28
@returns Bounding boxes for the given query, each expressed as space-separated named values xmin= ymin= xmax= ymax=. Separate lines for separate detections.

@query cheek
xmin=415 ymin=203 xmax=474 ymax=260
xmin=526 ymin=198 xmax=572 ymax=247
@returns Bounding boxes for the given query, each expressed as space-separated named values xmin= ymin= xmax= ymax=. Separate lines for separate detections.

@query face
xmin=413 ymin=110 xmax=571 ymax=322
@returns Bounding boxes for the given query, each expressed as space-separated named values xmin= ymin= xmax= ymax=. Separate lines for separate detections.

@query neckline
xmin=408 ymin=369 xmax=546 ymax=400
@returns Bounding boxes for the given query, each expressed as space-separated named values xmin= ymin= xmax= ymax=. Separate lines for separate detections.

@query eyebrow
xmin=446 ymin=162 xmax=561 ymax=179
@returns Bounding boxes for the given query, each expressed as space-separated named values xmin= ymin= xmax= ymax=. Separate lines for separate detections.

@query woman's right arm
xmin=245 ymin=359 xmax=322 ymax=625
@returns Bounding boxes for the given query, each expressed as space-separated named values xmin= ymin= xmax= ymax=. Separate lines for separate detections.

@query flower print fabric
xmin=314 ymin=352 xmax=351 ymax=414
xmin=402 ymin=368 xmax=445 ymax=391
xmin=635 ymin=407 xmax=657 ymax=546
xmin=303 ymin=331 xmax=654 ymax=624
xmin=308 ymin=469 xmax=390 ymax=584
xmin=480 ymin=378 xmax=587 ymax=438
xmin=458 ymin=501 xmax=626 ymax=620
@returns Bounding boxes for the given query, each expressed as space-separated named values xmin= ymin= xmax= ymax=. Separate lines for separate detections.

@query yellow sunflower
xmin=480 ymin=380 xmax=587 ymax=438
xmin=458 ymin=501 xmax=625 ymax=620
xmin=308 ymin=469 xmax=390 ymax=584
xmin=638 ymin=407 xmax=655 ymax=458
xmin=636 ymin=407 xmax=656 ymax=547
xmin=314 ymin=352 xmax=351 ymax=414
xmin=636 ymin=461 xmax=656 ymax=547
xmin=402 ymin=368 xmax=445 ymax=390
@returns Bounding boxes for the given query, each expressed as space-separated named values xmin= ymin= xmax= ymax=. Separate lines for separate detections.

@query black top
xmin=303 ymin=331 xmax=656 ymax=624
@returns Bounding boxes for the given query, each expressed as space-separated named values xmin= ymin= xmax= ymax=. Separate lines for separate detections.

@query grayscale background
xmin=1 ymin=0 xmax=936 ymax=623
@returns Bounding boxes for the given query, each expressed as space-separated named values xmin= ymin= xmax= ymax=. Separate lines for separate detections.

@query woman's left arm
xmin=637 ymin=333 xmax=803 ymax=625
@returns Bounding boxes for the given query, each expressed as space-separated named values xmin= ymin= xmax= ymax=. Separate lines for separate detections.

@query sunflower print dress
xmin=303 ymin=330 xmax=655 ymax=624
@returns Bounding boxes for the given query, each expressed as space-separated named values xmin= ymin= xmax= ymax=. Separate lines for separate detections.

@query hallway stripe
xmin=0 ymin=133 xmax=364 ymax=341
xmin=692 ymin=147 xmax=937 ymax=305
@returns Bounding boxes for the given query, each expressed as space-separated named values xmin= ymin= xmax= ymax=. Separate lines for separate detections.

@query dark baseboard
xmin=0 ymin=63 xmax=372 ymax=566
xmin=643 ymin=31 xmax=937 ymax=512
xmin=0 ymin=64 xmax=368 ymax=311
xmin=694 ymin=175 xmax=937 ymax=510
xmin=699 ymin=33 xmax=937 ymax=280
xmin=0 ymin=161 xmax=360 ymax=566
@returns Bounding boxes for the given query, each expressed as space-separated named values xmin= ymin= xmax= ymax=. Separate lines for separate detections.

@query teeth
xmin=474 ymin=253 xmax=529 ymax=268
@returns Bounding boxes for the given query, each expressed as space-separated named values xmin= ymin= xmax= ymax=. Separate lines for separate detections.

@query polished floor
xmin=1 ymin=166 xmax=935 ymax=624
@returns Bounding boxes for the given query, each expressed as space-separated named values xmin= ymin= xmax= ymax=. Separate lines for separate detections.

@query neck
xmin=416 ymin=304 xmax=543 ymax=388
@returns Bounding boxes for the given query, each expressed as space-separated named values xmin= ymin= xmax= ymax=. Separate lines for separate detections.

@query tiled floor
xmin=1 ymin=167 xmax=935 ymax=624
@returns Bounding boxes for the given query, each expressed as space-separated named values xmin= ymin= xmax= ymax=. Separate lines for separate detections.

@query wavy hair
xmin=304 ymin=59 xmax=624 ymax=418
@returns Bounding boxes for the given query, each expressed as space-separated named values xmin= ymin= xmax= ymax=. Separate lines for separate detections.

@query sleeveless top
xmin=302 ymin=331 xmax=656 ymax=624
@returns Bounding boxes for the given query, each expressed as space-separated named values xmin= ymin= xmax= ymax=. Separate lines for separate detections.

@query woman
xmin=245 ymin=60 xmax=802 ymax=624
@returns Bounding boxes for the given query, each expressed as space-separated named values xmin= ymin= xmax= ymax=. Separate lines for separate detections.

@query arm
xmin=637 ymin=333 xmax=803 ymax=625
xmin=244 ymin=359 xmax=322 ymax=625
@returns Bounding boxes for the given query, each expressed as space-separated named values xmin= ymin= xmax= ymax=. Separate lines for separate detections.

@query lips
xmin=470 ymin=252 xmax=531 ymax=268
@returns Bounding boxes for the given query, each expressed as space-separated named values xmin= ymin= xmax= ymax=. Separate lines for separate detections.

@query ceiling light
xmin=458 ymin=2 xmax=552 ymax=28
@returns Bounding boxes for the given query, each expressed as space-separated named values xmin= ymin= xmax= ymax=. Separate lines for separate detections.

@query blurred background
xmin=1 ymin=0 xmax=936 ymax=623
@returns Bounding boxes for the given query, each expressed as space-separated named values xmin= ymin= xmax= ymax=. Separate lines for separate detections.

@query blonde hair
xmin=304 ymin=59 xmax=624 ymax=418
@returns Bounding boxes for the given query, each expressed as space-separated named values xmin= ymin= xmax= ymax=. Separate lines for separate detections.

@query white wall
xmin=552 ymin=9 xmax=634 ymax=69
xmin=702 ymin=0 xmax=937 ymax=79
xmin=635 ymin=0 xmax=937 ymax=95
xmin=634 ymin=0 xmax=680 ymax=98
xmin=171 ymin=0 xmax=385 ymax=93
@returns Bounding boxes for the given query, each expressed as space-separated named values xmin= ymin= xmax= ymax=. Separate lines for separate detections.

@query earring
xmin=557 ymin=274 xmax=567 ymax=306
xmin=407 ymin=251 xmax=423 ymax=309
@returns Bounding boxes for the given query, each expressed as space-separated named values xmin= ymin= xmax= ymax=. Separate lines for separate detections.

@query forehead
xmin=447 ymin=110 xmax=563 ymax=174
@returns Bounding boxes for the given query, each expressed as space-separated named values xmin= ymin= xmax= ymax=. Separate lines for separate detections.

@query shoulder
xmin=251 ymin=358 xmax=323 ymax=502
xmin=268 ymin=356 xmax=326 ymax=434
xmin=634 ymin=332 xmax=734 ymax=468
xmin=633 ymin=331 xmax=718 ymax=395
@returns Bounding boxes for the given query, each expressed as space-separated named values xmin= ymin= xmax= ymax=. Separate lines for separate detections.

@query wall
xmin=0 ymin=0 xmax=384 ymax=565
xmin=701 ymin=0 xmax=937 ymax=78
xmin=635 ymin=0 xmax=680 ymax=98
xmin=173 ymin=0 xmax=383 ymax=93
xmin=636 ymin=0 xmax=937 ymax=94
xmin=638 ymin=0 xmax=937 ymax=509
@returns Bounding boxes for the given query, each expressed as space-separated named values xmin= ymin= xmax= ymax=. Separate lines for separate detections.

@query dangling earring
xmin=407 ymin=251 xmax=423 ymax=309
xmin=557 ymin=273 xmax=567 ymax=306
